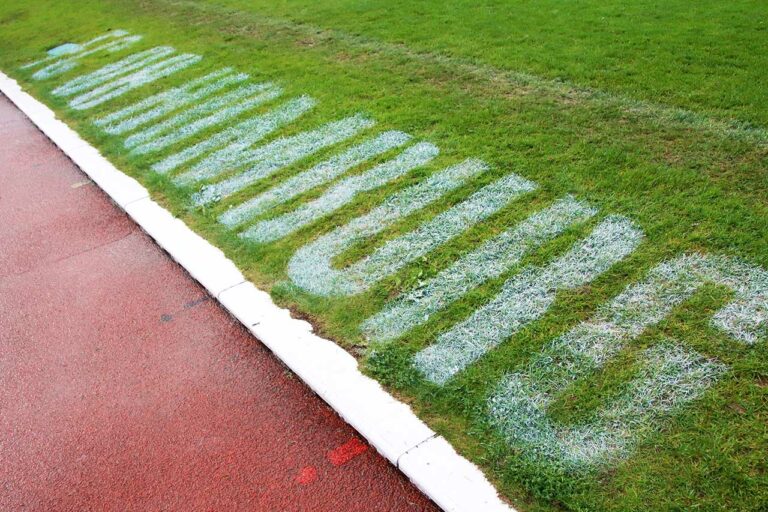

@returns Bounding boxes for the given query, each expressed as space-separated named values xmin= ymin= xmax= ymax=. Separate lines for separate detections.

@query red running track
xmin=0 ymin=94 xmax=439 ymax=512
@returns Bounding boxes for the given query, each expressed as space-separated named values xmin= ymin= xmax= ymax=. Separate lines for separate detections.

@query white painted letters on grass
xmin=362 ymin=196 xmax=597 ymax=342
xmin=287 ymin=159 xmax=493 ymax=295
xmin=126 ymin=82 xmax=281 ymax=154
xmin=94 ymin=68 xmax=248 ymax=134
xmin=414 ymin=216 xmax=643 ymax=385
xmin=50 ymin=46 xmax=201 ymax=110
xmin=286 ymin=172 xmax=536 ymax=295
xmin=490 ymin=342 xmax=725 ymax=468
xmin=241 ymin=141 xmax=440 ymax=243
xmin=219 ymin=131 xmax=412 ymax=228
xmin=154 ymin=95 xmax=316 ymax=175
xmin=488 ymin=253 xmax=767 ymax=468
xmin=52 ymin=46 xmax=176 ymax=97
xmin=67 ymin=53 xmax=201 ymax=110
xmin=190 ymin=114 xmax=375 ymax=205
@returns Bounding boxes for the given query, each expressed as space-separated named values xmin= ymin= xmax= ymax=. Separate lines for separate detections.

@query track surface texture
xmin=0 ymin=94 xmax=438 ymax=512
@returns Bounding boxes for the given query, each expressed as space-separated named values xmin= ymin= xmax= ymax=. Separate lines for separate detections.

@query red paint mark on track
xmin=0 ymin=95 xmax=438 ymax=512
xmin=296 ymin=466 xmax=318 ymax=485
xmin=328 ymin=437 xmax=370 ymax=466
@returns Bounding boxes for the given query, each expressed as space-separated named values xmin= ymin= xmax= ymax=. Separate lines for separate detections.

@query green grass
xmin=1 ymin=1 xmax=767 ymax=510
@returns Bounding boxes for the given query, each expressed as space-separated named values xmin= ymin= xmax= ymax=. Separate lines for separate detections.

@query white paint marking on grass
xmin=287 ymin=159 xmax=491 ymax=295
xmin=155 ymin=95 xmax=316 ymax=175
xmin=363 ymin=196 xmax=597 ymax=343
xmin=94 ymin=68 xmax=248 ymax=134
xmin=487 ymin=252 xmax=768 ymax=468
xmin=190 ymin=114 xmax=375 ymax=205
xmin=219 ymin=130 xmax=412 ymax=228
xmin=52 ymin=46 xmax=176 ymax=97
xmin=26 ymin=31 xmax=143 ymax=80
xmin=126 ymin=82 xmax=281 ymax=154
xmin=287 ymin=172 xmax=536 ymax=296
xmin=68 ymin=53 xmax=202 ymax=110
xmin=489 ymin=341 xmax=725 ymax=469
xmin=241 ymin=142 xmax=440 ymax=244
xmin=414 ymin=216 xmax=643 ymax=385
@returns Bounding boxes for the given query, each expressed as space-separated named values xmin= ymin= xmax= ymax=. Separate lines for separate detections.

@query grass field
xmin=1 ymin=1 xmax=767 ymax=510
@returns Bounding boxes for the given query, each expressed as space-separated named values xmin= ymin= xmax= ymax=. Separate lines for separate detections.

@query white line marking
xmin=154 ymin=95 xmax=316 ymax=175
xmin=362 ymin=196 xmax=596 ymax=343
xmin=94 ymin=68 xmax=248 ymax=134
xmin=489 ymin=341 xmax=725 ymax=468
xmin=287 ymin=159 xmax=491 ymax=295
xmin=219 ymin=130 xmax=412 ymax=228
xmin=286 ymin=172 xmax=536 ymax=296
xmin=67 ymin=53 xmax=202 ymax=110
xmin=241 ymin=141 xmax=439 ymax=243
xmin=190 ymin=114 xmax=375 ymax=205
xmin=52 ymin=46 xmax=176 ymax=97
xmin=127 ymin=82 xmax=281 ymax=154
xmin=414 ymin=216 xmax=643 ymax=385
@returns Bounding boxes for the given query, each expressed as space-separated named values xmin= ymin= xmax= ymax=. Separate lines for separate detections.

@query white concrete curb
xmin=0 ymin=72 xmax=514 ymax=512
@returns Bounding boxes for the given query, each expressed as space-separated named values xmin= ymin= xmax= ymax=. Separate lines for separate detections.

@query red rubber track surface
xmin=0 ymin=94 xmax=438 ymax=512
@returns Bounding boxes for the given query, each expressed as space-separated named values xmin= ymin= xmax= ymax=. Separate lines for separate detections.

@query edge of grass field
xmin=0 ymin=69 xmax=515 ymax=512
